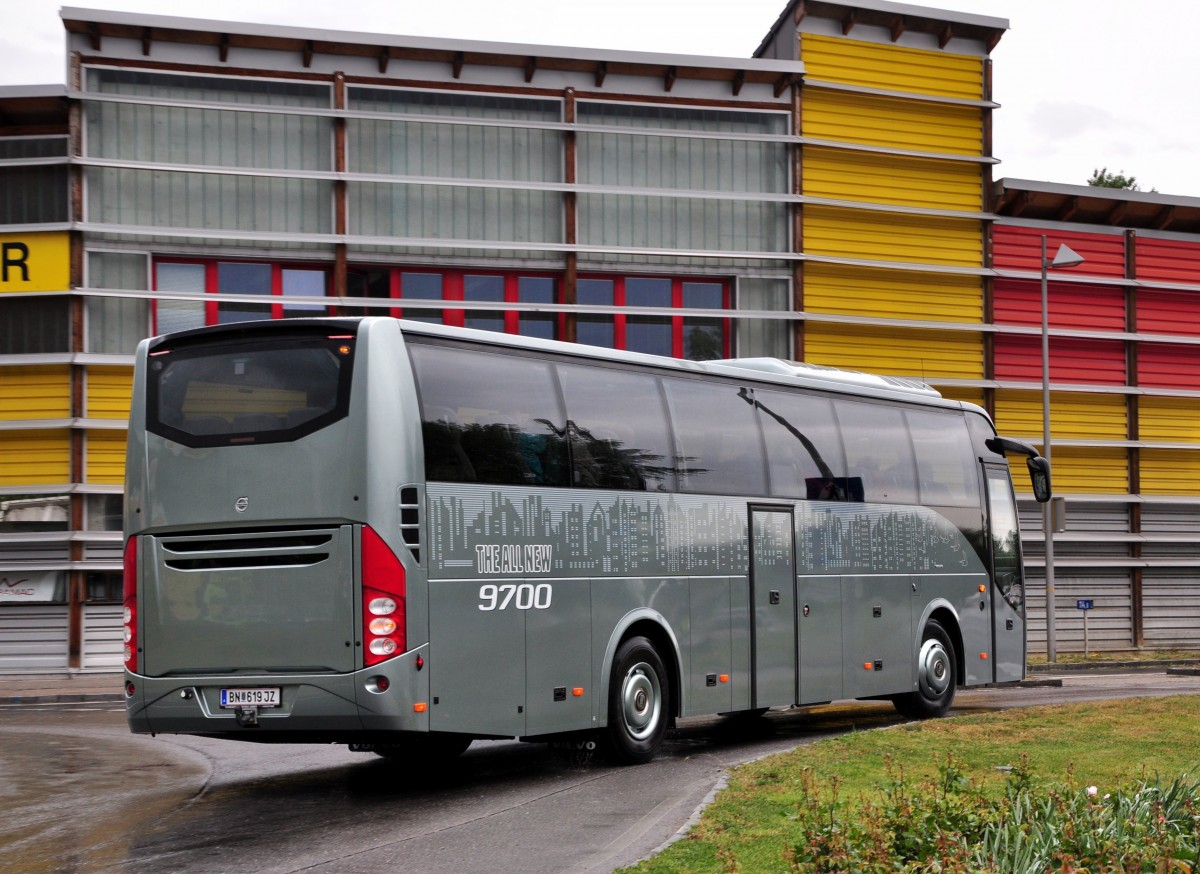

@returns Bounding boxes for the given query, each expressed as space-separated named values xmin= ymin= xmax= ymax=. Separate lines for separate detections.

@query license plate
xmin=220 ymin=687 xmax=281 ymax=708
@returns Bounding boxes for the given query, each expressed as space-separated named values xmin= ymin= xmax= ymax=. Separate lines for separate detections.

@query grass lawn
xmin=620 ymin=696 xmax=1200 ymax=872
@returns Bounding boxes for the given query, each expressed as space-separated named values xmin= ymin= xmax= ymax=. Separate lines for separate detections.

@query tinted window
xmin=411 ymin=344 xmax=568 ymax=486
xmin=836 ymin=400 xmax=918 ymax=504
xmin=907 ymin=409 xmax=980 ymax=507
xmin=665 ymin=378 xmax=766 ymax=495
xmin=147 ymin=332 xmax=354 ymax=447
xmin=558 ymin=364 xmax=674 ymax=491
xmin=756 ymin=389 xmax=848 ymax=500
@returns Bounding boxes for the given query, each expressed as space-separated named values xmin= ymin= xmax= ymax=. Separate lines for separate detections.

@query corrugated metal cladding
xmin=1135 ymin=237 xmax=1200 ymax=282
xmin=1142 ymin=571 xmax=1200 ymax=647
xmin=802 ymin=147 xmax=983 ymax=211
xmin=82 ymin=606 xmax=123 ymax=670
xmin=937 ymin=387 xmax=984 ymax=408
xmin=992 ymin=225 xmax=1127 ymax=277
xmin=1137 ymin=289 xmax=1200 ymax=337
xmin=802 ymin=323 xmax=982 ymax=378
xmin=994 ymin=390 xmax=1127 ymax=441
xmin=992 ymin=279 xmax=1126 ymax=331
xmin=801 ymin=89 xmax=983 ymax=155
xmin=85 ymin=431 xmax=126 ymax=485
xmin=85 ymin=367 xmax=133 ymax=419
xmin=802 ymin=263 xmax=981 ymax=322
xmin=1140 ymin=397 xmax=1200 ymax=443
xmin=1139 ymin=449 xmax=1200 ymax=495
xmin=804 ymin=206 xmax=982 ymax=266
xmin=0 ymin=366 xmax=70 ymax=420
xmin=0 ymin=607 xmax=69 ymax=671
xmin=1024 ymin=572 xmax=1134 ymax=653
xmin=993 ymin=335 xmax=1126 ymax=384
xmin=799 ymin=34 xmax=982 ymax=100
xmin=1143 ymin=502 xmax=1200 ymax=534
xmin=0 ymin=430 xmax=69 ymax=486
xmin=1045 ymin=447 xmax=1129 ymax=494
xmin=1138 ymin=342 xmax=1200 ymax=389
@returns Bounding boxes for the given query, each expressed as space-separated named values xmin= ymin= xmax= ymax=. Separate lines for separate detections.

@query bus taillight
xmin=361 ymin=525 xmax=406 ymax=667
xmin=122 ymin=537 xmax=138 ymax=673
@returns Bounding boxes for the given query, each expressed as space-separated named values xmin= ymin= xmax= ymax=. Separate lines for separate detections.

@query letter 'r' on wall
xmin=0 ymin=232 xmax=70 ymax=292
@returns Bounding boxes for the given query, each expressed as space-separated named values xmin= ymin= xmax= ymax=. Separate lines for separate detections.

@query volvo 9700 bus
xmin=123 ymin=316 xmax=1049 ymax=764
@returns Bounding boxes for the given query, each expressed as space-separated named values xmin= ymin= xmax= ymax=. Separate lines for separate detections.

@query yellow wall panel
xmin=804 ymin=323 xmax=982 ymax=380
xmin=805 ymin=206 xmax=982 ymax=267
xmin=1141 ymin=449 xmax=1200 ymax=496
xmin=802 ymin=88 xmax=983 ymax=156
xmin=1040 ymin=448 xmax=1128 ymax=494
xmin=803 ymin=263 xmax=981 ymax=323
xmin=0 ymin=366 xmax=71 ymax=420
xmin=0 ymin=429 xmax=70 ymax=485
xmin=994 ymin=391 xmax=1128 ymax=442
xmin=804 ymin=147 xmax=983 ymax=212
xmin=937 ymin=388 xmax=984 ymax=408
xmin=800 ymin=33 xmax=983 ymax=100
xmin=86 ymin=366 xmax=134 ymax=420
xmin=1139 ymin=398 xmax=1200 ymax=444
xmin=86 ymin=430 xmax=127 ymax=485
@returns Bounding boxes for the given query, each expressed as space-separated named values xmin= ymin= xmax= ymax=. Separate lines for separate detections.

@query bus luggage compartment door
xmin=749 ymin=507 xmax=797 ymax=709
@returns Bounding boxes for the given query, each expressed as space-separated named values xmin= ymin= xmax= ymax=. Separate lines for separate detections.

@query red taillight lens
xmin=361 ymin=525 xmax=406 ymax=667
xmin=122 ymin=537 xmax=138 ymax=673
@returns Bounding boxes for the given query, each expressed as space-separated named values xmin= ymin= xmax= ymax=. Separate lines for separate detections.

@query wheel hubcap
xmin=620 ymin=661 xmax=662 ymax=741
xmin=916 ymin=638 xmax=952 ymax=700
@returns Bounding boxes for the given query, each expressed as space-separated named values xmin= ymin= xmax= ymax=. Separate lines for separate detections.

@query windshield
xmin=146 ymin=330 xmax=355 ymax=448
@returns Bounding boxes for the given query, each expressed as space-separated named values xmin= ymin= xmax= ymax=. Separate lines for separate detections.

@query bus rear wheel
xmin=603 ymin=636 xmax=669 ymax=765
xmin=892 ymin=619 xmax=956 ymax=719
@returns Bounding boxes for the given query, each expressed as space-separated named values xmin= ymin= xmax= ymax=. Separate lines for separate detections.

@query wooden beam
xmin=1154 ymin=205 xmax=1176 ymax=230
xmin=88 ymin=23 xmax=101 ymax=51
xmin=1058 ymin=196 xmax=1080 ymax=223
xmin=453 ymin=51 xmax=465 ymax=79
xmin=302 ymin=40 xmax=314 ymax=68
xmin=378 ymin=46 xmax=390 ymax=74
xmin=794 ymin=0 xmax=808 ymax=25
xmin=219 ymin=33 xmax=230 ymax=63
xmin=774 ymin=74 xmax=794 ymax=98
xmin=525 ymin=56 xmax=538 ymax=83
xmin=841 ymin=10 xmax=857 ymax=35
xmin=594 ymin=61 xmax=607 ymax=88
xmin=890 ymin=16 xmax=906 ymax=42
xmin=664 ymin=65 xmax=677 ymax=92
xmin=1106 ymin=199 xmax=1130 ymax=226
xmin=732 ymin=69 xmax=745 ymax=96
xmin=141 ymin=27 xmax=152 ymax=56
xmin=938 ymin=24 xmax=954 ymax=48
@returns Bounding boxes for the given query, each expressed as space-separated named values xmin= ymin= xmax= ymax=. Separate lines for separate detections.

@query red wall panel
xmin=1135 ymin=238 xmax=1200 ymax=283
xmin=1138 ymin=343 xmax=1200 ymax=390
xmin=993 ymin=225 xmax=1127 ymax=277
xmin=993 ymin=278 xmax=1125 ymax=331
xmin=1137 ymin=288 xmax=1200 ymax=337
xmin=994 ymin=335 xmax=1126 ymax=384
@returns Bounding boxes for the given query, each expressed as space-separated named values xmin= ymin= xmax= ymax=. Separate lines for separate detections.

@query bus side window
xmin=663 ymin=378 xmax=766 ymax=496
xmin=906 ymin=409 xmax=980 ymax=507
xmin=409 ymin=343 xmax=569 ymax=487
xmin=835 ymin=400 xmax=919 ymax=505
xmin=756 ymin=389 xmax=846 ymax=500
xmin=558 ymin=364 xmax=675 ymax=492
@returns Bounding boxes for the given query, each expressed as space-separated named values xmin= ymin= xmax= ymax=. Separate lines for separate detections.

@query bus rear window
xmin=146 ymin=335 xmax=354 ymax=447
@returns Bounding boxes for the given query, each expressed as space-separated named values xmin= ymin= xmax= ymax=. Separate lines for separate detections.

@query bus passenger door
xmin=750 ymin=506 xmax=798 ymax=708
xmin=984 ymin=465 xmax=1026 ymax=683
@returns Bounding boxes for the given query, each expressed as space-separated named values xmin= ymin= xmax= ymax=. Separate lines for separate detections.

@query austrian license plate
xmin=220 ymin=687 xmax=281 ymax=709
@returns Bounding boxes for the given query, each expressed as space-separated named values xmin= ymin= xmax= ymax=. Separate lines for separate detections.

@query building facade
xmin=1 ymin=1 xmax=1197 ymax=671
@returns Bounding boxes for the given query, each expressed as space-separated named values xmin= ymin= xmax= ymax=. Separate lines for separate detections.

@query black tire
xmin=892 ymin=619 xmax=956 ymax=719
xmin=603 ymin=635 xmax=670 ymax=765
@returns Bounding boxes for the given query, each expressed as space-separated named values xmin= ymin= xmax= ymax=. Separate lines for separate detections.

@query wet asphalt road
xmin=5 ymin=670 xmax=1200 ymax=874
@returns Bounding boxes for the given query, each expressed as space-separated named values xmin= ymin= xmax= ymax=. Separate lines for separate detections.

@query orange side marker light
xmin=572 ymin=687 xmax=584 ymax=697
xmin=718 ymin=674 xmax=729 ymax=684
xmin=413 ymin=702 xmax=428 ymax=713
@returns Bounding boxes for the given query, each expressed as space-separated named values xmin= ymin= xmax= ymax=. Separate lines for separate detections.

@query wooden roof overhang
xmin=993 ymin=179 xmax=1200 ymax=236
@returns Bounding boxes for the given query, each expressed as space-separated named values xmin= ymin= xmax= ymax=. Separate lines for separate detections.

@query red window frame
xmin=152 ymin=258 xmax=331 ymax=332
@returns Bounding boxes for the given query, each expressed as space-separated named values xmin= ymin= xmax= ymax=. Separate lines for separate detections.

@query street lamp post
xmin=1040 ymin=237 xmax=1084 ymax=663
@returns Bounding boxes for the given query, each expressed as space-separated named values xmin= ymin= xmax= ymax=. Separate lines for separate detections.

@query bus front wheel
xmin=603 ymin=635 xmax=669 ymax=765
xmin=892 ymin=619 xmax=956 ymax=719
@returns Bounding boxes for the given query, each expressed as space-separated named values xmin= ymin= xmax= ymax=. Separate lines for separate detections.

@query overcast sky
xmin=3 ymin=0 xmax=1197 ymax=197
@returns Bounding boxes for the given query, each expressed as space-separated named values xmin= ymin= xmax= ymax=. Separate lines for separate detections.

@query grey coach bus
xmin=122 ymin=316 xmax=1050 ymax=764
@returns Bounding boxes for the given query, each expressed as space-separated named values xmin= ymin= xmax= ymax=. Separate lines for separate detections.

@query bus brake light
xmin=361 ymin=525 xmax=406 ymax=667
xmin=122 ymin=537 xmax=138 ymax=673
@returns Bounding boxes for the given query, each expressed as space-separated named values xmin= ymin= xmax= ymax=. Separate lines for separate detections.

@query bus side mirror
xmin=1027 ymin=456 xmax=1051 ymax=503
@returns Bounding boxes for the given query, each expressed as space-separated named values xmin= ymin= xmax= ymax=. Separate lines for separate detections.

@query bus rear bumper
xmin=124 ymin=646 xmax=431 ymax=740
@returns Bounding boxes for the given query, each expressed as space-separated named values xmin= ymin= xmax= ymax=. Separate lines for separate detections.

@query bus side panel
xmin=428 ymin=579 xmax=527 ymax=737
xmin=687 ymin=577 xmax=732 ymax=716
xmin=840 ymin=576 xmax=913 ymax=699
xmin=919 ymin=574 xmax=993 ymax=686
xmin=797 ymin=576 xmax=843 ymax=705
xmin=525 ymin=578 xmax=593 ymax=736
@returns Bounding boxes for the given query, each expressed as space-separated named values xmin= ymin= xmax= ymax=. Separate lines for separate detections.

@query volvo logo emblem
xmin=235 ymin=496 xmax=249 ymax=513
